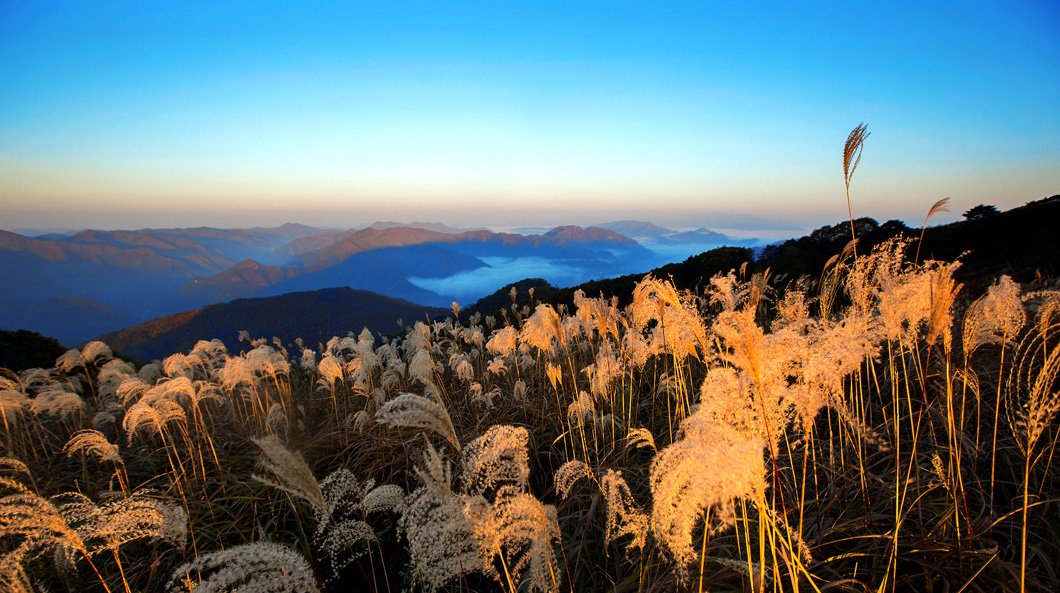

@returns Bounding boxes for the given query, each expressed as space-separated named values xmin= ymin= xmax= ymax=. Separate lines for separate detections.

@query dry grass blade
xmin=916 ymin=196 xmax=951 ymax=262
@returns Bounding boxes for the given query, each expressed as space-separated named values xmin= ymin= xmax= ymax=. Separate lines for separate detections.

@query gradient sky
xmin=2 ymin=1 xmax=1058 ymax=232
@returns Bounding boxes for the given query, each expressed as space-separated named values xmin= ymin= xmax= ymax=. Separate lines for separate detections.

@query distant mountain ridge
xmin=542 ymin=225 xmax=636 ymax=245
xmin=0 ymin=229 xmax=210 ymax=273
xmin=0 ymin=224 xmax=335 ymax=343
xmin=187 ymin=225 xmax=651 ymax=307
xmin=595 ymin=220 xmax=757 ymax=246
xmin=16 ymin=197 xmax=1058 ymax=363
xmin=594 ymin=220 xmax=674 ymax=238
xmin=666 ymin=227 xmax=743 ymax=244
xmin=287 ymin=224 xmax=638 ymax=268
xmin=1 ymin=219 xmax=668 ymax=345
xmin=366 ymin=221 xmax=483 ymax=234
xmin=182 ymin=260 xmax=303 ymax=302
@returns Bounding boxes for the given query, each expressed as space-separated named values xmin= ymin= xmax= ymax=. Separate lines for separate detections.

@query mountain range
xmin=1 ymin=220 xmax=750 ymax=346
xmin=5 ymin=197 xmax=1055 ymax=366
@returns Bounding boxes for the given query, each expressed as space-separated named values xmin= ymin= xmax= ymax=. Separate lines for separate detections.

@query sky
xmin=1 ymin=1 xmax=1058 ymax=233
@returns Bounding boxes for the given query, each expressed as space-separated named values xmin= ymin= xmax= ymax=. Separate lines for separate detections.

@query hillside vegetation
xmin=1 ymin=233 xmax=1057 ymax=592
xmin=0 ymin=330 xmax=66 ymax=372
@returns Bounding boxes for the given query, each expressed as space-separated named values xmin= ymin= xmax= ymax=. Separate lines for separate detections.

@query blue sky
xmin=1 ymin=1 xmax=1057 ymax=232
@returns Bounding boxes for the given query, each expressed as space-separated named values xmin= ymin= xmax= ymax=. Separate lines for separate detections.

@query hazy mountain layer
xmin=156 ymin=195 xmax=1060 ymax=370
xmin=0 ymin=220 xmax=758 ymax=346
xmin=0 ymin=295 xmax=142 ymax=347
xmin=184 ymin=225 xmax=656 ymax=307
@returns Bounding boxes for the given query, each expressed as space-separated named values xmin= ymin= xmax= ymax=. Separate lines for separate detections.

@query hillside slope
xmin=0 ymin=295 xmax=144 ymax=347
xmin=100 ymin=287 xmax=448 ymax=362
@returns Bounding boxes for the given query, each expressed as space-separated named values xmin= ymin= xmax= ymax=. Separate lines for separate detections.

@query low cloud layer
xmin=408 ymin=257 xmax=591 ymax=303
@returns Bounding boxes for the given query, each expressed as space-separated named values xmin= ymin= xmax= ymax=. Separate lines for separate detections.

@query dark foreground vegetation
xmin=0 ymin=330 xmax=66 ymax=373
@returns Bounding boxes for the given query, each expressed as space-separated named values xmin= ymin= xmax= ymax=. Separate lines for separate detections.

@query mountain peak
xmin=232 ymin=258 xmax=267 ymax=270
xmin=595 ymin=220 xmax=674 ymax=238
xmin=543 ymin=225 xmax=636 ymax=244
xmin=367 ymin=221 xmax=471 ymax=234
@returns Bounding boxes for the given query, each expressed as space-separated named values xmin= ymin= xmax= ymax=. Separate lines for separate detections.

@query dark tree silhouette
xmin=963 ymin=204 xmax=1000 ymax=219
xmin=0 ymin=329 xmax=66 ymax=372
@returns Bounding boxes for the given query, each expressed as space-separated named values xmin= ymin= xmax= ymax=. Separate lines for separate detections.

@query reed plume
xmin=63 ymin=430 xmax=122 ymax=464
xmin=0 ymin=390 xmax=28 ymax=424
xmin=402 ymin=443 xmax=490 ymax=592
xmin=488 ymin=487 xmax=562 ymax=593
xmin=962 ymin=275 xmax=1025 ymax=355
xmin=553 ymin=460 xmax=591 ymax=498
xmin=28 ymin=387 xmax=84 ymax=421
xmin=842 ymin=122 xmax=869 ymax=251
xmin=55 ymin=349 xmax=86 ymax=374
xmin=521 ymin=304 xmax=566 ymax=354
xmin=649 ymin=389 xmax=766 ymax=576
xmin=1005 ymin=310 xmax=1060 ymax=593
xmin=487 ymin=326 xmax=519 ymax=357
xmin=123 ymin=398 xmax=186 ymax=443
xmin=376 ymin=391 xmax=460 ymax=451
xmin=56 ymin=489 xmax=187 ymax=565
xmin=167 ymin=542 xmax=321 ymax=593
xmin=315 ymin=469 xmax=405 ymax=579
xmin=461 ymin=424 xmax=530 ymax=495
xmin=600 ymin=469 xmax=649 ymax=552
xmin=0 ymin=476 xmax=88 ymax=585
xmin=251 ymin=435 xmax=326 ymax=514
xmin=631 ymin=275 xmax=709 ymax=361
xmin=80 ymin=341 xmax=113 ymax=365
